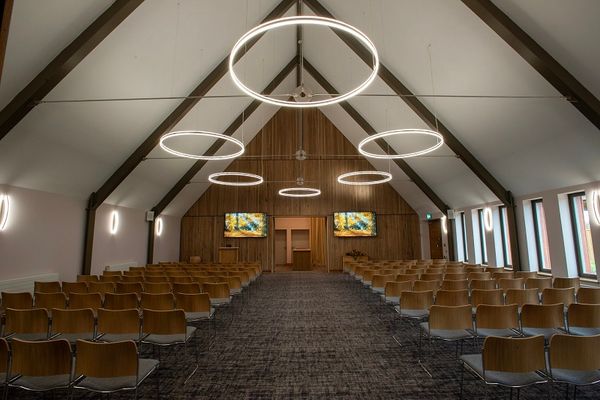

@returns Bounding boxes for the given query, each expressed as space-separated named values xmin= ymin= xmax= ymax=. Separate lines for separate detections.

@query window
xmin=499 ymin=206 xmax=512 ymax=267
xmin=477 ymin=209 xmax=487 ymax=265
xmin=461 ymin=212 xmax=468 ymax=262
xmin=531 ymin=199 xmax=551 ymax=272
xmin=455 ymin=212 xmax=468 ymax=262
xmin=569 ymin=192 xmax=596 ymax=278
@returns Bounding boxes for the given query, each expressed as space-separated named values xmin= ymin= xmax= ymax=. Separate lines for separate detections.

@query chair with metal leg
xmin=577 ymin=287 xmax=600 ymax=304
xmin=567 ymin=303 xmax=600 ymax=336
xmin=520 ymin=303 xmax=565 ymax=342
xmin=50 ymin=308 xmax=96 ymax=345
xmin=3 ymin=308 xmax=50 ymax=341
xmin=474 ymin=304 xmax=521 ymax=338
xmin=96 ymin=308 xmax=142 ymax=343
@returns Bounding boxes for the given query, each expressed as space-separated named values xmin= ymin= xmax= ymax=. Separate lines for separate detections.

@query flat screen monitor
xmin=224 ymin=213 xmax=268 ymax=238
xmin=333 ymin=211 xmax=377 ymax=237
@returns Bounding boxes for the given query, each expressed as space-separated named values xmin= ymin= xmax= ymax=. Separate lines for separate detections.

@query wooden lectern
xmin=293 ymin=249 xmax=311 ymax=271
xmin=218 ymin=247 xmax=239 ymax=264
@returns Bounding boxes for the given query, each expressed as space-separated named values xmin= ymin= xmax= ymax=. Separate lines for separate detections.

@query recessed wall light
xmin=592 ymin=191 xmax=600 ymax=225
xmin=483 ymin=207 xmax=493 ymax=231
xmin=155 ymin=217 xmax=163 ymax=236
xmin=109 ymin=211 xmax=119 ymax=235
xmin=0 ymin=194 xmax=10 ymax=231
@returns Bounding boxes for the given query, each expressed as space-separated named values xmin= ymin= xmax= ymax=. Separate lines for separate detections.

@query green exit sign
xmin=426 ymin=213 xmax=432 ymax=220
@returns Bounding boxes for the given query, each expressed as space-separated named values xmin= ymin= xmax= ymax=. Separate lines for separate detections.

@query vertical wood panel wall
xmin=180 ymin=108 xmax=421 ymax=270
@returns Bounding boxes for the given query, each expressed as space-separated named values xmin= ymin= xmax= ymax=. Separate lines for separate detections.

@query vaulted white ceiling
xmin=0 ymin=0 xmax=598 ymax=217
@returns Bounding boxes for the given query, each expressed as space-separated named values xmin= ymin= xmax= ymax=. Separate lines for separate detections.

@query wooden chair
xmin=87 ymin=282 xmax=116 ymax=299
xmin=459 ymin=335 xmax=548 ymax=398
xmin=121 ymin=276 xmax=144 ymax=283
xmin=420 ymin=272 xmax=443 ymax=282
xmin=129 ymin=266 xmax=146 ymax=273
xmin=395 ymin=290 xmax=434 ymax=321
xmin=553 ymin=277 xmax=580 ymax=291
xmin=567 ymin=303 xmax=600 ymax=336
xmin=68 ymin=293 xmax=103 ymax=316
xmin=1 ymin=292 xmax=33 ymax=310
xmin=383 ymin=281 xmax=413 ymax=306
xmin=435 ymin=290 xmax=470 ymax=306
xmin=0 ymin=338 xmax=8 ymax=396
xmin=469 ymin=279 xmax=497 ymax=290
xmin=371 ymin=274 xmax=396 ymax=294
xmin=491 ymin=271 xmax=513 ymax=281
xmin=497 ymin=278 xmax=525 ymax=293
xmin=203 ymin=283 xmax=231 ymax=306
xmin=140 ymin=293 xmax=175 ymax=310
xmin=440 ymin=279 xmax=468 ymax=291
xmin=395 ymin=273 xmax=419 ymax=283
xmin=521 ymin=303 xmax=565 ymax=341
xmin=3 ymin=308 xmax=49 ymax=340
xmin=172 ymin=283 xmax=202 ymax=294
xmin=474 ymin=304 xmax=520 ymax=338
xmin=525 ymin=277 xmax=553 ymax=294
xmin=505 ymin=288 xmax=540 ymax=310
xmin=103 ymin=293 xmax=139 ymax=310
xmin=34 ymin=292 xmax=67 ymax=314
xmin=175 ymin=293 xmax=214 ymax=323
xmin=73 ymin=339 xmax=159 ymax=398
xmin=96 ymin=308 xmax=141 ymax=343
xmin=413 ymin=280 xmax=440 ymax=294
xmin=61 ymin=282 xmax=88 ymax=298
xmin=99 ymin=275 xmax=122 ymax=283
xmin=33 ymin=281 xmax=61 ymax=293
xmin=143 ymin=275 xmax=169 ymax=283
xmin=143 ymin=282 xmax=172 ymax=294
xmin=116 ymin=282 xmax=143 ymax=297
xmin=103 ymin=271 xmax=122 ymax=276
xmin=168 ymin=276 xmax=193 ymax=284
xmin=514 ymin=271 xmax=538 ymax=279
xmin=577 ymin=287 xmax=600 ymax=304
xmin=227 ymin=276 xmax=243 ymax=296
xmin=7 ymin=339 xmax=73 ymax=397
xmin=471 ymin=289 xmax=504 ymax=313
xmin=541 ymin=287 xmax=576 ymax=308
xmin=468 ymin=272 xmax=491 ymax=281
xmin=548 ymin=334 xmax=600 ymax=396
xmin=50 ymin=308 xmax=96 ymax=344
xmin=77 ymin=275 xmax=99 ymax=283
xmin=444 ymin=272 xmax=467 ymax=281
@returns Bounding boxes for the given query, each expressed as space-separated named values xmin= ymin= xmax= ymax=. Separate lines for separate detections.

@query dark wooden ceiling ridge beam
xmin=0 ymin=0 xmax=14 ymax=83
xmin=462 ymin=0 xmax=600 ymax=131
xmin=303 ymin=0 xmax=513 ymax=207
xmin=89 ymin=0 xmax=296 ymax=210
xmin=0 ymin=0 xmax=145 ymax=142
xmin=303 ymin=58 xmax=450 ymax=216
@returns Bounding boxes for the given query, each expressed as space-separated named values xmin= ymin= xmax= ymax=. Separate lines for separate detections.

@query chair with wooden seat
xmin=103 ymin=293 xmax=139 ymax=311
xmin=444 ymin=272 xmax=467 ymax=281
xmin=468 ymin=272 xmax=491 ymax=281
xmin=121 ymin=276 xmax=144 ymax=283
xmin=142 ymin=282 xmax=171 ymax=294
xmin=435 ymin=289 xmax=470 ymax=306
xmin=87 ymin=282 xmax=115 ymax=298
xmin=3 ymin=308 xmax=49 ymax=341
xmin=33 ymin=281 xmax=61 ymax=294
xmin=61 ymin=282 xmax=88 ymax=298
xmin=116 ymin=282 xmax=143 ymax=297
xmin=394 ymin=290 xmax=434 ymax=323
xmin=168 ymin=276 xmax=193 ymax=284
xmin=525 ymin=277 xmax=553 ymax=295
xmin=440 ymin=279 xmax=469 ymax=291
xmin=371 ymin=274 xmax=396 ymax=294
xmin=542 ymin=287 xmax=576 ymax=308
xmin=396 ymin=273 xmax=419 ymax=283
xmin=553 ymin=277 xmax=580 ymax=291
xmin=175 ymin=293 xmax=214 ymax=324
xmin=143 ymin=275 xmax=169 ymax=283
xmin=96 ymin=308 xmax=141 ymax=343
xmin=459 ymin=335 xmax=548 ymax=399
xmin=471 ymin=289 xmax=504 ymax=314
xmin=420 ymin=272 xmax=443 ymax=282
xmin=474 ymin=304 xmax=520 ymax=338
xmin=34 ymin=292 xmax=67 ymax=314
xmin=50 ymin=308 xmax=96 ymax=344
xmin=99 ymin=275 xmax=122 ymax=283
xmin=6 ymin=338 xmax=73 ymax=397
xmin=77 ymin=275 xmax=99 ymax=283
xmin=382 ymin=281 xmax=413 ymax=306
xmin=514 ymin=271 xmax=538 ymax=279
xmin=577 ymin=287 xmax=600 ymax=304
xmin=68 ymin=293 xmax=103 ymax=316
xmin=203 ymin=282 xmax=231 ymax=307
xmin=521 ymin=303 xmax=565 ymax=341
xmin=497 ymin=278 xmax=525 ymax=293
xmin=103 ymin=270 xmax=122 ymax=276
xmin=172 ymin=283 xmax=202 ymax=294
xmin=140 ymin=293 xmax=175 ymax=311
xmin=505 ymin=288 xmax=540 ymax=311
xmin=469 ymin=279 xmax=497 ymax=290
xmin=73 ymin=339 xmax=159 ymax=399
xmin=567 ymin=303 xmax=600 ymax=336
xmin=412 ymin=280 xmax=440 ymax=294
xmin=491 ymin=271 xmax=513 ymax=281
xmin=548 ymin=334 xmax=600 ymax=397
xmin=1 ymin=292 xmax=33 ymax=310
xmin=227 ymin=276 xmax=243 ymax=296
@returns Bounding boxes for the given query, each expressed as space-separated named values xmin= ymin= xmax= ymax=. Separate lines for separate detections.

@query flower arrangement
xmin=346 ymin=249 xmax=367 ymax=260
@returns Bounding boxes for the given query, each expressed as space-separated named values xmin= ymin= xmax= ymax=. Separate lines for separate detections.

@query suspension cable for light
xmin=208 ymin=172 xmax=264 ymax=186
xmin=229 ymin=15 xmax=379 ymax=108
xmin=278 ymin=187 xmax=321 ymax=197
xmin=159 ymin=131 xmax=244 ymax=160
xmin=337 ymin=171 xmax=392 ymax=186
xmin=358 ymin=129 xmax=444 ymax=159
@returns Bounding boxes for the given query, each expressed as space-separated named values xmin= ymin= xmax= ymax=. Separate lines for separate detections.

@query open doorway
xmin=272 ymin=217 xmax=328 ymax=272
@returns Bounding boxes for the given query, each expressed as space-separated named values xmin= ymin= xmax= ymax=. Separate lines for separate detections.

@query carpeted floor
xmin=12 ymin=272 xmax=600 ymax=399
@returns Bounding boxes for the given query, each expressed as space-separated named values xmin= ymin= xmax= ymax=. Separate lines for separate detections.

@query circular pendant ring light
xmin=208 ymin=172 xmax=264 ymax=186
xmin=278 ymin=187 xmax=321 ymax=197
xmin=358 ymin=129 xmax=444 ymax=159
xmin=229 ymin=16 xmax=379 ymax=108
xmin=337 ymin=171 xmax=392 ymax=185
xmin=160 ymin=131 xmax=244 ymax=160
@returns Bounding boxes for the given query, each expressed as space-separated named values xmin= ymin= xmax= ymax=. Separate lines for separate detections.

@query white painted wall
xmin=153 ymin=214 xmax=181 ymax=263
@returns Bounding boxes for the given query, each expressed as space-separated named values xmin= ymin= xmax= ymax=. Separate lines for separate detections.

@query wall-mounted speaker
xmin=145 ymin=211 xmax=155 ymax=222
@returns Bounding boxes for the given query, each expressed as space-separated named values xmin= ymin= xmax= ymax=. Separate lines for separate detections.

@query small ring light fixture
xmin=278 ymin=187 xmax=321 ymax=198
xmin=208 ymin=172 xmax=264 ymax=186
xmin=0 ymin=194 xmax=10 ymax=231
xmin=358 ymin=129 xmax=444 ymax=159
xmin=483 ymin=207 xmax=493 ymax=231
xmin=592 ymin=191 xmax=600 ymax=225
xmin=109 ymin=210 xmax=119 ymax=235
xmin=229 ymin=15 xmax=379 ymax=108
xmin=337 ymin=171 xmax=392 ymax=186
xmin=155 ymin=217 xmax=163 ymax=237
xmin=441 ymin=215 xmax=448 ymax=234
xmin=159 ymin=131 xmax=244 ymax=160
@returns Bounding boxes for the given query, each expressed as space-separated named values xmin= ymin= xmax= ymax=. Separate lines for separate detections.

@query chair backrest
xmin=33 ymin=281 xmax=62 ymax=293
xmin=169 ymin=276 xmax=193 ymax=284
xmin=371 ymin=274 xmax=395 ymax=289
xmin=203 ymin=282 xmax=230 ymax=300
xmin=34 ymin=292 xmax=67 ymax=310
xmin=468 ymin=272 xmax=491 ymax=281
xmin=175 ymin=293 xmax=211 ymax=313
xmin=505 ymin=288 xmax=540 ymax=307
xmin=142 ymin=282 xmax=172 ymax=294
xmin=429 ymin=305 xmax=472 ymax=330
xmin=553 ymin=277 xmax=580 ymax=290
xmin=77 ymin=275 xmax=99 ymax=283
xmin=1 ymin=292 xmax=33 ymax=309
xmin=11 ymin=338 xmax=72 ymax=376
xmin=68 ymin=293 xmax=103 ymax=311
xmin=99 ymin=275 xmax=122 ymax=283
xmin=542 ymin=287 xmax=576 ymax=306
xmin=471 ymin=289 xmax=504 ymax=307
xmin=440 ymin=279 xmax=468 ymax=291
xmin=87 ymin=282 xmax=116 ymax=296
xmin=476 ymin=304 xmax=519 ymax=330
xmin=549 ymin=334 xmax=600 ymax=372
xmin=525 ymin=277 xmax=553 ymax=292
xmin=121 ymin=276 xmax=144 ymax=283
xmin=103 ymin=293 xmax=139 ymax=310
xmin=51 ymin=308 xmax=95 ymax=334
xmin=0 ymin=338 xmax=8 ymax=375
xmin=227 ymin=276 xmax=242 ymax=291
xmin=469 ymin=279 xmax=496 ymax=290
xmin=413 ymin=280 xmax=440 ymax=293
xmin=396 ymin=273 xmax=419 ymax=283
xmin=567 ymin=303 xmax=600 ymax=328
xmin=103 ymin=271 xmax=122 ymax=276
xmin=5 ymin=308 xmax=49 ymax=335
xmin=143 ymin=275 xmax=168 ymax=283
xmin=400 ymin=291 xmax=434 ymax=310
xmin=116 ymin=282 xmax=143 ymax=295
xmin=443 ymin=272 xmax=467 ymax=281
xmin=514 ymin=271 xmax=538 ymax=279
xmin=483 ymin=335 xmax=546 ymax=373
xmin=577 ymin=287 xmax=600 ymax=304
xmin=435 ymin=289 xmax=469 ymax=306
xmin=97 ymin=308 xmax=140 ymax=335
xmin=521 ymin=303 xmax=565 ymax=329
xmin=75 ymin=340 xmax=138 ymax=378
xmin=172 ymin=283 xmax=202 ymax=294
xmin=497 ymin=278 xmax=525 ymax=292
xmin=420 ymin=273 xmax=443 ymax=282
xmin=62 ymin=282 xmax=88 ymax=295
xmin=140 ymin=293 xmax=175 ymax=310
xmin=384 ymin=281 xmax=413 ymax=297
xmin=491 ymin=271 xmax=514 ymax=281
xmin=142 ymin=309 xmax=186 ymax=335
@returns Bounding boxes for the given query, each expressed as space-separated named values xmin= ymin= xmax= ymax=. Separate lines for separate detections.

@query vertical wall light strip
xmin=109 ymin=210 xmax=119 ymax=235
xmin=483 ymin=207 xmax=493 ymax=231
xmin=0 ymin=195 xmax=10 ymax=231
xmin=592 ymin=191 xmax=600 ymax=225
xmin=155 ymin=217 xmax=163 ymax=236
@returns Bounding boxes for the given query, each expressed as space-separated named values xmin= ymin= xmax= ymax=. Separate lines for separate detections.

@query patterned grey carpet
xmin=12 ymin=272 xmax=600 ymax=399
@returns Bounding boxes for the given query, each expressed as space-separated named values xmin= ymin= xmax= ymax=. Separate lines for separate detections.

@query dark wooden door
xmin=429 ymin=219 xmax=443 ymax=259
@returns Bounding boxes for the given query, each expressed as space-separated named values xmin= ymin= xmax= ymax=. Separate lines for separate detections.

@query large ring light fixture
xmin=358 ymin=129 xmax=444 ymax=159
xmin=0 ymin=194 xmax=10 ymax=231
xmin=592 ymin=191 xmax=600 ymax=225
xmin=278 ymin=187 xmax=321 ymax=197
xmin=229 ymin=15 xmax=379 ymax=108
xmin=159 ymin=131 xmax=244 ymax=160
xmin=337 ymin=171 xmax=392 ymax=186
xmin=483 ymin=207 xmax=493 ymax=231
xmin=208 ymin=172 xmax=264 ymax=186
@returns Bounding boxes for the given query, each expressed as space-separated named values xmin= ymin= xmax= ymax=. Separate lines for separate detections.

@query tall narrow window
xmin=569 ymin=192 xmax=596 ymax=278
xmin=499 ymin=206 xmax=512 ymax=267
xmin=531 ymin=199 xmax=551 ymax=272
xmin=461 ymin=212 xmax=468 ymax=262
xmin=478 ymin=209 xmax=488 ymax=265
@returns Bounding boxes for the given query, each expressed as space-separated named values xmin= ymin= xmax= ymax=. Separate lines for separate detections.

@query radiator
xmin=104 ymin=262 xmax=138 ymax=272
xmin=0 ymin=273 xmax=60 ymax=293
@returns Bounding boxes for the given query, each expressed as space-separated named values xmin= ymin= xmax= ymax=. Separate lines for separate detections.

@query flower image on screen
xmin=224 ymin=213 xmax=268 ymax=238
xmin=334 ymin=211 xmax=377 ymax=237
